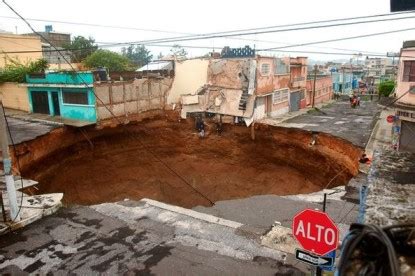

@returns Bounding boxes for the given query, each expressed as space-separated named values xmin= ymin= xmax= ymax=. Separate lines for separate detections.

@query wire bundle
xmin=338 ymin=223 xmax=415 ymax=275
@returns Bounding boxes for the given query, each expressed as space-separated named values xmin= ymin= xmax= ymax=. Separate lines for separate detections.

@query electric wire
xmin=2 ymin=0 xmax=215 ymax=207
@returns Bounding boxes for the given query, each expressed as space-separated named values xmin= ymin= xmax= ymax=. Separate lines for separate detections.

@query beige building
xmin=0 ymin=33 xmax=43 ymax=68
xmin=393 ymin=40 xmax=415 ymax=152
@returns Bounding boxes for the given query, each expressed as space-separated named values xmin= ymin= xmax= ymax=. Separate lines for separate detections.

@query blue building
xmin=331 ymin=72 xmax=355 ymax=94
xmin=26 ymin=72 xmax=97 ymax=123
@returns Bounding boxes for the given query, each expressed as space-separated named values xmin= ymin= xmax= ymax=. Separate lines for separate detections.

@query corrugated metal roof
xmin=136 ymin=61 xmax=173 ymax=72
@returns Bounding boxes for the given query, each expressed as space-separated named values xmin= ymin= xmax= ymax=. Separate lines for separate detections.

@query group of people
xmin=196 ymin=115 xmax=223 ymax=138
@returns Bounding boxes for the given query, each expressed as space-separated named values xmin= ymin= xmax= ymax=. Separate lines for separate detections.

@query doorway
xmin=31 ymin=91 xmax=50 ymax=114
xmin=51 ymin=92 xmax=60 ymax=116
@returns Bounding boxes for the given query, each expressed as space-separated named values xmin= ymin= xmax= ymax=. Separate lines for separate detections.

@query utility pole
xmin=312 ymin=64 xmax=317 ymax=108
xmin=0 ymin=101 xmax=20 ymax=222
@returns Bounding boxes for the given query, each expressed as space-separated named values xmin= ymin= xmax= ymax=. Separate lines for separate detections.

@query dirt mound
xmin=23 ymin=117 xmax=360 ymax=208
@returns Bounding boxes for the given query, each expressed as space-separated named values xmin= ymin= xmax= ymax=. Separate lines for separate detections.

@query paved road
xmin=275 ymin=100 xmax=381 ymax=148
xmin=5 ymin=117 xmax=58 ymax=145
xmin=0 ymin=200 xmax=303 ymax=275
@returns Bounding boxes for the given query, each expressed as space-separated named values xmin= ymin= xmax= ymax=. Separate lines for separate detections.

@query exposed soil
xmin=22 ymin=114 xmax=361 ymax=208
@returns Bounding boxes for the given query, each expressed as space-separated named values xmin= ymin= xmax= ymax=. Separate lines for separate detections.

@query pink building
xmin=394 ymin=40 xmax=415 ymax=152
xmin=305 ymin=75 xmax=333 ymax=106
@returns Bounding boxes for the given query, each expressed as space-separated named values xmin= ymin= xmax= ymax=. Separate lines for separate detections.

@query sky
xmin=1 ymin=0 xmax=415 ymax=62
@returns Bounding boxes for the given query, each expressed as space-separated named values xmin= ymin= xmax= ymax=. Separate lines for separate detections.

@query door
xmin=51 ymin=92 xmax=60 ymax=116
xmin=31 ymin=91 xmax=50 ymax=114
xmin=290 ymin=91 xmax=301 ymax=112
xmin=400 ymin=121 xmax=415 ymax=153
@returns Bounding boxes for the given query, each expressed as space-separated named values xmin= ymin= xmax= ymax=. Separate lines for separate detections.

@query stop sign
xmin=292 ymin=209 xmax=339 ymax=256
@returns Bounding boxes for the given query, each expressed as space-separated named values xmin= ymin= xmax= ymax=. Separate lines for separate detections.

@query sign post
xmin=293 ymin=194 xmax=339 ymax=274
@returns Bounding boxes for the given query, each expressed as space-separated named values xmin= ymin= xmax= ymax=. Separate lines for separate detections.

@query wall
xmin=0 ymin=34 xmax=42 ymax=68
xmin=256 ymin=56 xmax=290 ymax=96
xmin=167 ymin=59 xmax=209 ymax=104
xmin=396 ymin=47 xmax=415 ymax=106
xmin=0 ymin=82 xmax=30 ymax=111
xmin=95 ymin=78 xmax=173 ymax=123
xmin=208 ymin=59 xmax=250 ymax=89
xmin=305 ymin=76 xmax=333 ymax=106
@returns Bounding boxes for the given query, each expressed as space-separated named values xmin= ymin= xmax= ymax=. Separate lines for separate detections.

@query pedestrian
xmin=196 ymin=117 xmax=205 ymax=138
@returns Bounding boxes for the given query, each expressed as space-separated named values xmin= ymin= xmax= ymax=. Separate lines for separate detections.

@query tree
xmin=121 ymin=45 xmax=153 ymax=68
xmin=83 ymin=50 xmax=132 ymax=71
xmin=170 ymin=44 xmax=187 ymax=58
xmin=378 ymin=80 xmax=395 ymax=97
xmin=63 ymin=36 xmax=98 ymax=62
xmin=0 ymin=58 xmax=48 ymax=83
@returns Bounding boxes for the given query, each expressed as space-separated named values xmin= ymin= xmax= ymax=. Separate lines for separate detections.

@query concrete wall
xmin=396 ymin=47 xmax=415 ymax=106
xmin=95 ymin=78 xmax=173 ymax=122
xmin=0 ymin=34 xmax=43 ymax=68
xmin=208 ymin=59 xmax=250 ymax=90
xmin=256 ymin=56 xmax=290 ymax=96
xmin=0 ymin=82 xmax=30 ymax=111
xmin=305 ymin=76 xmax=333 ymax=106
xmin=167 ymin=59 xmax=209 ymax=104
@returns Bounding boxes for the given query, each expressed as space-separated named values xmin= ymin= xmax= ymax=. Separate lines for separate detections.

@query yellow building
xmin=0 ymin=33 xmax=43 ymax=68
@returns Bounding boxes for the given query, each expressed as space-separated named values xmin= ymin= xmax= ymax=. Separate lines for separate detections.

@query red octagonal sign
xmin=292 ymin=209 xmax=339 ymax=256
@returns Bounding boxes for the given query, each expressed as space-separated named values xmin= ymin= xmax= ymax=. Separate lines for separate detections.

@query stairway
xmin=238 ymin=90 xmax=249 ymax=111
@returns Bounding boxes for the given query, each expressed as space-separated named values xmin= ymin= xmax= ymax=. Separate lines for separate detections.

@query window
xmin=274 ymin=58 xmax=289 ymax=75
xmin=403 ymin=61 xmax=415 ymax=82
xmin=62 ymin=90 xmax=89 ymax=105
xmin=272 ymin=89 xmax=289 ymax=104
xmin=261 ymin=63 xmax=270 ymax=75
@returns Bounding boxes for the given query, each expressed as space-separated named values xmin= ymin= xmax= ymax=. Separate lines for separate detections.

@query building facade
xmin=393 ymin=40 xmax=415 ymax=152
xmin=25 ymin=72 xmax=97 ymax=123
xmin=0 ymin=33 xmax=43 ymax=68
xmin=332 ymin=71 xmax=354 ymax=94
xmin=305 ymin=75 xmax=333 ymax=106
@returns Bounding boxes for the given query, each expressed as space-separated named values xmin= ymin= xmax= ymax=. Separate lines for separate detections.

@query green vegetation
xmin=121 ymin=45 xmax=153 ymax=68
xmin=0 ymin=58 xmax=48 ymax=83
xmin=83 ymin=49 xmax=133 ymax=71
xmin=378 ymin=80 xmax=395 ymax=97
xmin=63 ymin=36 xmax=98 ymax=62
xmin=170 ymin=44 xmax=188 ymax=58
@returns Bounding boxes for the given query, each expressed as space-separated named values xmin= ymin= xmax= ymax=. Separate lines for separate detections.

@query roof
xmin=136 ymin=61 xmax=173 ymax=72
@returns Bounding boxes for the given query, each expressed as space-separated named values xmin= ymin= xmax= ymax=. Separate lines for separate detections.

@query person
xmin=196 ymin=118 xmax=205 ymax=138
xmin=359 ymin=153 xmax=370 ymax=164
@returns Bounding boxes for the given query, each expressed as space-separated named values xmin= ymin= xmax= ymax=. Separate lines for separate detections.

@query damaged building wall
xmin=94 ymin=78 xmax=173 ymax=124
xmin=208 ymin=59 xmax=252 ymax=90
xmin=167 ymin=59 xmax=209 ymax=105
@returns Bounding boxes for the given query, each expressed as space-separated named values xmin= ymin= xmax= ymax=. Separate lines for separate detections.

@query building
xmin=305 ymin=75 xmax=333 ymax=106
xmin=364 ymin=57 xmax=397 ymax=84
xmin=20 ymin=70 xmax=173 ymax=127
xmin=24 ymin=25 xmax=71 ymax=48
xmin=0 ymin=33 xmax=43 ymax=67
xmin=179 ymin=47 xmax=308 ymax=124
xmin=25 ymin=72 xmax=97 ymax=124
xmin=332 ymin=71 xmax=354 ymax=94
xmin=393 ymin=40 xmax=415 ymax=152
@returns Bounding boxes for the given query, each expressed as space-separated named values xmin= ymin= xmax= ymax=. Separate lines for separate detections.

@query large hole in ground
xmin=19 ymin=115 xmax=361 ymax=208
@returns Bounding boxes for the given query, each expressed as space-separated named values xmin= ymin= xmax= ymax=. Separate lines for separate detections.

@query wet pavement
xmin=272 ymin=99 xmax=381 ymax=148
xmin=0 ymin=199 xmax=303 ymax=275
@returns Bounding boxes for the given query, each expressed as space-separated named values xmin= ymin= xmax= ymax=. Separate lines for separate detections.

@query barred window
xmin=403 ymin=61 xmax=415 ymax=82
xmin=63 ymin=90 xmax=89 ymax=105
xmin=261 ymin=63 xmax=270 ymax=75
xmin=273 ymin=89 xmax=289 ymax=104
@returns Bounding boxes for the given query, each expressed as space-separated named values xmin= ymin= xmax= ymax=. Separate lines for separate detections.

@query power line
xmin=2 ymin=10 xmax=414 ymax=38
xmin=2 ymin=0 xmax=215 ymax=206
xmin=258 ymin=27 xmax=415 ymax=51
xmin=73 ymin=15 xmax=415 ymax=48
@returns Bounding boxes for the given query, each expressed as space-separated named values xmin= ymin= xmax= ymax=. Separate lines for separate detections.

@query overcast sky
xmin=1 ymin=0 xmax=415 ymax=62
